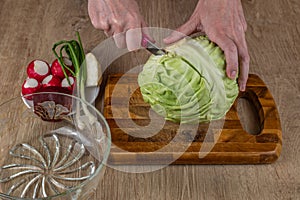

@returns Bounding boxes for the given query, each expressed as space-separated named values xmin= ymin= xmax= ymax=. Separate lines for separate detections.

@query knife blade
xmin=141 ymin=35 xmax=167 ymax=56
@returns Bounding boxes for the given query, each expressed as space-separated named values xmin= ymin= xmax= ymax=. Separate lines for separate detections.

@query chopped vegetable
xmin=22 ymin=78 xmax=42 ymax=100
xmin=85 ymin=52 xmax=102 ymax=87
xmin=138 ymin=36 xmax=239 ymax=124
xmin=51 ymin=58 xmax=74 ymax=79
xmin=27 ymin=60 xmax=51 ymax=82
xmin=61 ymin=76 xmax=75 ymax=91
xmin=42 ymin=75 xmax=62 ymax=87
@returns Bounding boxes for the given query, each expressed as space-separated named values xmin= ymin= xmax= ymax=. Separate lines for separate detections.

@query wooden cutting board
xmin=103 ymin=74 xmax=282 ymax=165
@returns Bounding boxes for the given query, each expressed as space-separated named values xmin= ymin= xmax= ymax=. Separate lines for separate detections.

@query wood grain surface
xmin=104 ymin=74 xmax=282 ymax=165
xmin=0 ymin=0 xmax=299 ymax=199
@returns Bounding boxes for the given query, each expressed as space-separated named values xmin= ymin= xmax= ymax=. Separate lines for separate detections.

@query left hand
xmin=164 ymin=0 xmax=249 ymax=91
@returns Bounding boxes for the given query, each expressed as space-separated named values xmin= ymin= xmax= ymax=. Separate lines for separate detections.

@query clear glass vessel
xmin=0 ymin=92 xmax=111 ymax=200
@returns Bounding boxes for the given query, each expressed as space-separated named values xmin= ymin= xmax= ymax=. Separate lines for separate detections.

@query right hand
xmin=88 ymin=0 xmax=149 ymax=51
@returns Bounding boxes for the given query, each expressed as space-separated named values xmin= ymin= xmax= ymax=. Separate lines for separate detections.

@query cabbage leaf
xmin=138 ymin=36 xmax=239 ymax=123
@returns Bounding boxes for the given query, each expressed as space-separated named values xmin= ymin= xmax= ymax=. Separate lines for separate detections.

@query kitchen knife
xmin=141 ymin=35 xmax=167 ymax=56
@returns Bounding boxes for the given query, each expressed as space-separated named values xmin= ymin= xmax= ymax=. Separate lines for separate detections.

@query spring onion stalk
xmin=52 ymin=32 xmax=96 ymax=127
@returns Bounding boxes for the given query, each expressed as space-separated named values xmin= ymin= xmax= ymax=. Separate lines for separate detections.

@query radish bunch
xmin=22 ymin=59 xmax=75 ymax=99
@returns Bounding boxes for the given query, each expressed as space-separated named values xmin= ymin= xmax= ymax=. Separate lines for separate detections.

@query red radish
xmin=27 ymin=60 xmax=51 ymax=82
xmin=42 ymin=75 xmax=61 ymax=87
xmin=61 ymin=76 xmax=75 ymax=91
xmin=51 ymin=57 xmax=74 ymax=79
xmin=22 ymin=78 xmax=42 ymax=100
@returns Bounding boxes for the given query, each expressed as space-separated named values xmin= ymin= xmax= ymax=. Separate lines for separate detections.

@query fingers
xmin=235 ymin=35 xmax=250 ymax=91
xmin=107 ymin=25 xmax=144 ymax=51
xmin=113 ymin=32 xmax=126 ymax=49
xmin=238 ymin=57 xmax=249 ymax=92
xmin=126 ymin=28 xmax=142 ymax=51
xmin=163 ymin=20 xmax=197 ymax=44
xmin=235 ymin=3 xmax=249 ymax=91
xmin=209 ymin=27 xmax=250 ymax=91
xmin=115 ymin=20 xmax=151 ymax=51
xmin=105 ymin=19 xmax=150 ymax=51
xmin=210 ymin=34 xmax=239 ymax=79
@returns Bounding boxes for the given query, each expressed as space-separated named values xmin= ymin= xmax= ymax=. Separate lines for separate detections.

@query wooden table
xmin=0 ymin=0 xmax=299 ymax=199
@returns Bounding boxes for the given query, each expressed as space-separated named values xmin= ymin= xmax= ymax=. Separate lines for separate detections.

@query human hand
xmin=164 ymin=0 xmax=249 ymax=91
xmin=88 ymin=0 xmax=149 ymax=51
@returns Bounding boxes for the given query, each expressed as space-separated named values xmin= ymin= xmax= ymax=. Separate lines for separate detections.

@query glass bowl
xmin=0 ymin=92 xmax=111 ymax=200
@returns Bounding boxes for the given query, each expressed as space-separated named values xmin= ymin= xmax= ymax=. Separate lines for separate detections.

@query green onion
xmin=52 ymin=32 xmax=97 ymax=128
xmin=52 ymin=32 xmax=86 ymax=95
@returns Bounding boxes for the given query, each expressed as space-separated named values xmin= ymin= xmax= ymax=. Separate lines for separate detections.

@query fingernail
xmin=240 ymin=84 xmax=246 ymax=91
xmin=230 ymin=70 xmax=237 ymax=78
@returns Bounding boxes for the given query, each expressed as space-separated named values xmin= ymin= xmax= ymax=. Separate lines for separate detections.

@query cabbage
xmin=138 ymin=36 xmax=239 ymax=123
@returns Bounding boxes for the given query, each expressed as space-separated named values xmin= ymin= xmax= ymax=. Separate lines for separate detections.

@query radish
xmin=27 ymin=60 xmax=51 ymax=82
xmin=51 ymin=57 xmax=74 ymax=79
xmin=42 ymin=75 xmax=61 ymax=87
xmin=22 ymin=78 xmax=42 ymax=100
xmin=61 ymin=76 xmax=75 ymax=91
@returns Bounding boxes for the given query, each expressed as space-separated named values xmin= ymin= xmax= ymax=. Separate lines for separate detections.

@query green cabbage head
xmin=138 ymin=36 xmax=239 ymax=123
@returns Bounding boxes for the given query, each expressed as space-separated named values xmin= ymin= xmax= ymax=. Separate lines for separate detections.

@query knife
xmin=141 ymin=35 xmax=167 ymax=56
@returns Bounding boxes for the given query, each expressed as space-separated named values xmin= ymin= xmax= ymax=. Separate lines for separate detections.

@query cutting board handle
xmin=236 ymin=89 xmax=264 ymax=135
